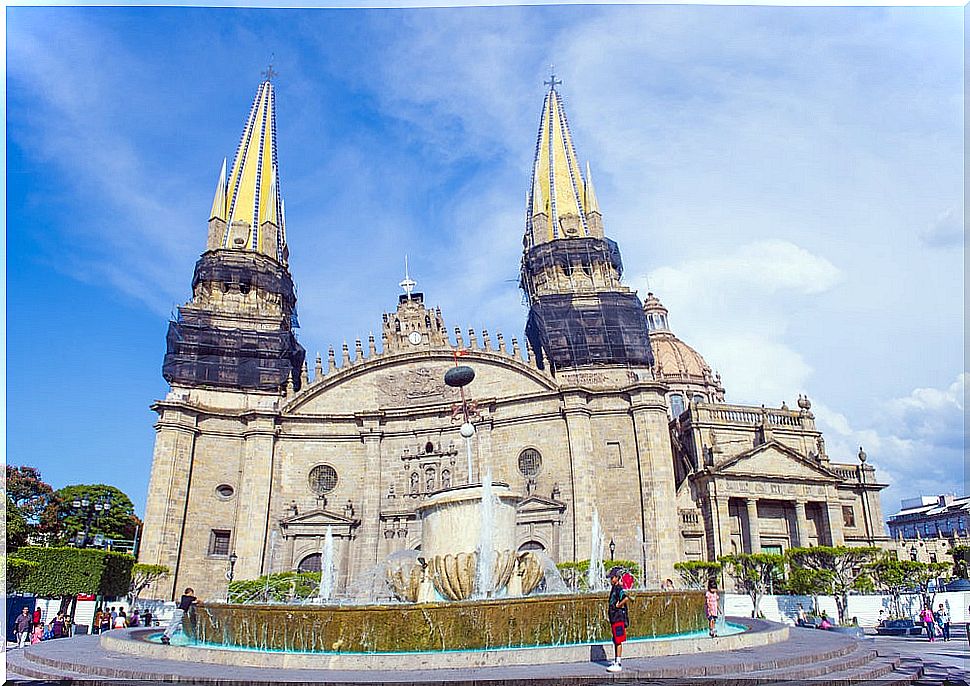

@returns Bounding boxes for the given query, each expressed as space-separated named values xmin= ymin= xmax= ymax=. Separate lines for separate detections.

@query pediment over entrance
xmin=516 ymin=494 xmax=567 ymax=526
xmin=279 ymin=508 xmax=360 ymax=537
xmin=711 ymin=441 xmax=840 ymax=482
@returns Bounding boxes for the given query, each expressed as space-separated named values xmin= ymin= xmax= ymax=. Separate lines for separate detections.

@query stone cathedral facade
xmin=139 ymin=77 xmax=888 ymax=601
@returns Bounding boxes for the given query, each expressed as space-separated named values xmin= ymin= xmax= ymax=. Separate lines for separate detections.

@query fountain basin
xmin=185 ymin=591 xmax=707 ymax=653
xmin=416 ymin=482 xmax=518 ymax=558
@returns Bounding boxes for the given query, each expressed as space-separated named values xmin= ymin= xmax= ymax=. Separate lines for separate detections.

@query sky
xmin=6 ymin=4 xmax=965 ymax=520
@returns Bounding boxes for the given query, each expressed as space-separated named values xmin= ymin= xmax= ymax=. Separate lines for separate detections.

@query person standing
xmin=51 ymin=613 xmax=65 ymax=639
xmin=161 ymin=588 xmax=199 ymax=645
xmin=93 ymin=609 xmax=103 ymax=634
xmin=113 ymin=610 xmax=128 ymax=629
xmin=705 ymin=579 xmax=720 ymax=638
xmin=605 ymin=568 xmax=630 ymax=673
xmin=143 ymin=610 xmax=153 ymax=628
xmin=15 ymin=607 xmax=32 ymax=648
xmin=130 ymin=610 xmax=140 ymax=628
xmin=31 ymin=607 xmax=41 ymax=629
xmin=99 ymin=609 xmax=112 ymax=633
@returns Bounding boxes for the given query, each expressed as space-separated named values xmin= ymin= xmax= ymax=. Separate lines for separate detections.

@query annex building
xmin=139 ymin=76 xmax=889 ymax=601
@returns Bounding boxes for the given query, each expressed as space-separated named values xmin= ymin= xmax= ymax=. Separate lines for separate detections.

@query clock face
xmin=408 ymin=331 xmax=423 ymax=345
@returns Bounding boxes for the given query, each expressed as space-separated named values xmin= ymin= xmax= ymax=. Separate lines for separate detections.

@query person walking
xmin=919 ymin=606 xmax=936 ymax=642
xmin=14 ymin=607 xmax=32 ymax=648
xmin=705 ymin=579 xmax=720 ymax=638
xmin=605 ymin=567 xmax=630 ymax=673
xmin=161 ymin=588 xmax=199 ymax=645
xmin=935 ymin=604 xmax=949 ymax=642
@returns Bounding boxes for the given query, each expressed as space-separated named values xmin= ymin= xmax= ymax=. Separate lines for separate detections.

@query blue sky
xmin=6 ymin=5 xmax=965 ymax=519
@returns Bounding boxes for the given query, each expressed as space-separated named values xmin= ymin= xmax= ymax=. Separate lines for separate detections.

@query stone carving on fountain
xmin=427 ymin=550 xmax=518 ymax=601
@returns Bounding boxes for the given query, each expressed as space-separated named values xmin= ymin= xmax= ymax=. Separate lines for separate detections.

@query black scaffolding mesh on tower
xmin=162 ymin=251 xmax=306 ymax=392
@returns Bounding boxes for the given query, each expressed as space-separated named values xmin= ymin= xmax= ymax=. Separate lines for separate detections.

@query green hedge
xmin=6 ymin=558 xmax=40 ymax=592
xmin=12 ymin=546 xmax=134 ymax=597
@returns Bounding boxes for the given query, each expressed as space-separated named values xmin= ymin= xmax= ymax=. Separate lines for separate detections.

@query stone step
xmin=6 ymin=646 xmax=94 ymax=681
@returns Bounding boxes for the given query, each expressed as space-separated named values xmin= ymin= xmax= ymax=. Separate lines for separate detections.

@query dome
xmin=642 ymin=292 xmax=725 ymax=405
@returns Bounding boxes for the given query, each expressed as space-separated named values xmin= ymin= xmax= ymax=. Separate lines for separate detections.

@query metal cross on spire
xmin=262 ymin=55 xmax=279 ymax=82
xmin=544 ymin=65 xmax=562 ymax=92
xmin=399 ymin=255 xmax=417 ymax=300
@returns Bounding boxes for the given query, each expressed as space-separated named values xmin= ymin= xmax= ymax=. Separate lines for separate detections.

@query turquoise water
xmin=144 ymin=622 xmax=746 ymax=655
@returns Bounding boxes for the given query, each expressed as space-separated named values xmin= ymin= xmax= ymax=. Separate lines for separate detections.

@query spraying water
xmin=587 ymin=508 xmax=606 ymax=592
xmin=264 ymin=531 xmax=279 ymax=602
xmin=475 ymin=468 xmax=496 ymax=598
xmin=317 ymin=526 xmax=336 ymax=602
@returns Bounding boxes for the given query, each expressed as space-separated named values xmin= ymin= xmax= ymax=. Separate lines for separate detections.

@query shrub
xmin=13 ymin=546 xmax=134 ymax=597
xmin=7 ymin=558 xmax=40 ymax=592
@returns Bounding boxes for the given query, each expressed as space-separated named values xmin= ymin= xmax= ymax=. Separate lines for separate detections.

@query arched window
xmin=692 ymin=394 xmax=705 ymax=405
xmin=409 ymin=472 xmax=419 ymax=494
xmin=670 ymin=394 xmax=685 ymax=417
xmin=441 ymin=470 xmax=451 ymax=489
xmin=425 ymin=466 xmax=437 ymax=493
xmin=425 ymin=441 xmax=435 ymax=454
xmin=298 ymin=553 xmax=322 ymax=573
xmin=518 ymin=540 xmax=545 ymax=552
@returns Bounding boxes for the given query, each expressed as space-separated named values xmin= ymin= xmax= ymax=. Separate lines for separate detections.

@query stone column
xmin=353 ymin=415 xmax=384 ymax=577
xmin=232 ymin=412 xmax=278 ymax=580
xmin=745 ymin=498 xmax=762 ymax=553
xmin=714 ymin=496 xmax=732 ymax=558
xmin=561 ymin=391 xmax=597 ymax=563
xmin=794 ymin=500 xmax=809 ymax=547
xmin=139 ymin=404 xmax=199 ymax=600
xmin=629 ymin=387 xmax=681 ymax=586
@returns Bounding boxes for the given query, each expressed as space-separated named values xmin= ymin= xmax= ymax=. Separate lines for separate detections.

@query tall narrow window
xmin=670 ymin=394 xmax=685 ymax=417
xmin=606 ymin=442 xmax=622 ymax=469
xmin=209 ymin=529 xmax=231 ymax=556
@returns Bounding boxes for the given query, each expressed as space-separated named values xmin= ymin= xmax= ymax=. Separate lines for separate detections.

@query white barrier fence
xmin=724 ymin=591 xmax=970 ymax=627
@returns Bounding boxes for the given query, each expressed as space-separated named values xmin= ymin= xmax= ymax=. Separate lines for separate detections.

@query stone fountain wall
xmin=187 ymin=591 xmax=705 ymax=653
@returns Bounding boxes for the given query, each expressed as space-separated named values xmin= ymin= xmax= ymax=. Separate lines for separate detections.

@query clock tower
xmin=380 ymin=266 xmax=449 ymax=353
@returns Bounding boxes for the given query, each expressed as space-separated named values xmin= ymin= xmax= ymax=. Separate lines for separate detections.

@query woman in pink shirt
xmin=920 ymin=606 xmax=936 ymax=641
xmin=705 ymin=579 xmax=719 ymax=638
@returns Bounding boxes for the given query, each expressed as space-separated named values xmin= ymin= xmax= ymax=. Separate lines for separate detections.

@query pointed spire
xmin=210 ymin=158 xmax=228 ymax=221
xmin=314 ymin=352 xmax=323 ymax=379
xmin=328 ymin=346 xmax=336 ymax=372
xmin=526 ymin=76 xmax=592 ymax=246
xmin=220 ymin=78 xmax=287 ymax=261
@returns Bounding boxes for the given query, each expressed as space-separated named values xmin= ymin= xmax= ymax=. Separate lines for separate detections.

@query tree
xmin=787 ymin=546 xmax=880 ymax=625
xmin=781 ymin=567 xmax=833 ymax=615
xmin=673 ymin=561 xmax=722 ymax=590
xmin=949 ymin=545 xmax=970 ymax=580
xmin=720 ymin=553 xmax=784 ymax=618
xmin=6 ymin=496 xmax=29 ymax=550
xmin=129 ymin=564 xmax=170 ymax=609
xmin=52 ymin=484 xmax=140 ymax=545
xmin=5 ymin=465 xmax=59 ymax=540
xmin=13 ymin=547 xmax=135 ymax=618
xmin=555 ymin=559 xmax=641 ymax=591
xmin=910 ymin=561 xmax=953 ymax=612
xmin=867 ymin=555 xmax=918 ymax=619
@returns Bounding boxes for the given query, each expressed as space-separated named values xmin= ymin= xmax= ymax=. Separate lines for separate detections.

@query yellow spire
xmin=220 ymin=78 xmax=286 ymax=261
xmin=526 ymin=76 xmax=592 ymax=245
xmin=209 ymin=158 xmax=227 ymax=221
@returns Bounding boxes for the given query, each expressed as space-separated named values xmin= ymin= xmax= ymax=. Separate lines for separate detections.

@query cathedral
xmin=139 ymin=76 xmax=888 ymax=602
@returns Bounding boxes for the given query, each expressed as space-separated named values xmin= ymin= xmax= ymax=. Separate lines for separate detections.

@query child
xmin=705 ymin=579 xmax=719 ymax=638
xmin=606 ymin=567 xmax=630 ymax=673
xmin=161 ymin=587 xmax=199 ymax=645
xmin=31 ymin=623 xmax=43 ymax=644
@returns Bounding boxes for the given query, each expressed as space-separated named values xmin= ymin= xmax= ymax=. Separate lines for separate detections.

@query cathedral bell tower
xmin=520 ymin=77 xmax=653 ymax=372
xmin=162 ymin=76 xmax=306 ymax=392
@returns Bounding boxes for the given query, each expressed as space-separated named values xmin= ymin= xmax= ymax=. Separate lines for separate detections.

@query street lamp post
xmin=69 ymin=496 xmax=113 ymax=547
xmin=609 ymin=538 xmax=616 ymax=561
xmin=226 ymin=552 xmax=239 ymax=603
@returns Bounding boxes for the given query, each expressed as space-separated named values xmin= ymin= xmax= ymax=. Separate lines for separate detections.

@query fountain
xmin=172 ymin=363 xmax=717 ymax=654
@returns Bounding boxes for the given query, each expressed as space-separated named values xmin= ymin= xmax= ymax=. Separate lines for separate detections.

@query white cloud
xmin=919 ymin=207 xmax=964 ymax=248
xmin=632 ymin=239 xmax=841 ymax=404
xmin=813 ymin=373 xmax=967 ymax=515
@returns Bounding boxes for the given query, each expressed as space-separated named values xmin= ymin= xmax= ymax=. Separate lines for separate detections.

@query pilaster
xmin=232 ymin=413 xmax=278 ymax=580
xmin=561 ymin=391 xmax=597 ymax=562
xmin=745 ymin=498 xmax=761 ymax=553
xmin=794 ymin=500 xmax=809 ymax=547
xmin=629 ymin=387 xmax=679 ymax=585
xmin=353 ymin=414 xmax=384 ymax=575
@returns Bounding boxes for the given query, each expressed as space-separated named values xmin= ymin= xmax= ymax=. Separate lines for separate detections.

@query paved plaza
xmin=6 ymin=620 xmax=967 ymax=684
